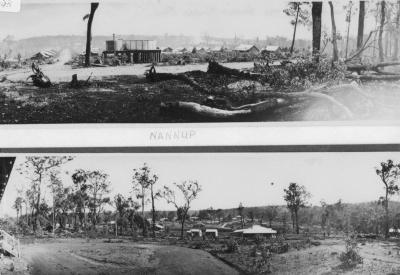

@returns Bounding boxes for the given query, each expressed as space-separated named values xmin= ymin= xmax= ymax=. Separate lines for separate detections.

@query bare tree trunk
xmin=385 ymin=31 xmax=389 ymax=58
xmin=85 ymin=2 xmax=99 ymax=67
xmin=290 ymin=4 xmax=300 ymax=54
xmin=34 ymin=174 xmax=42 ymax=232
xmin=141 ymin=187 xmax=147 ymax=237
xmin=394 ymin=1 xmax=400 ymax=60
xmin=345 ymin=5 xmax=352 ymax=59
xmin=379 ymin=1 xmax=386 ymax=62
xmin=384 ymin=187 xmax=389 ymax=238
xmin=151 ymin=185 xmax=156 ymax=238
xmin=357 ymin=1 xmax=366 ymax=51
xmin=295 ymin=210 xmax=299 ymax=234
xmin=312 ymin=2 xmax=323 ymax=62
xmin=180 ymin=212 xmax=187 ymax=239
xmin=329 ymin=2 xmax=338 ymax=62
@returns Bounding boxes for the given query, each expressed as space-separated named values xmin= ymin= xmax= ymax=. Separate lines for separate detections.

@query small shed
xmin=261 ymin=45 xmax=281 ymax=54
xmin=174 ymin=47 xmax=187 ymax=54
xmin=211 ymin=46 xmax=224 ymax=53
xmin=234 ymin=44 xmax=259 ymax=54
xmin=161 ymin=47 xmax=173 ymax=53
xmin=389 ymin=228 xmax=400 ymax=237
xmin=196 ymin=47 xmax=207 ymax=54
xmin=205 ymin=229 xmax=218 ymax=239
xmin=31 ymin=49 xmax=57 ymax=61
xmin=187 ymin=228 xmax=202 ymax=238
xmin=233 ymin=225 xmax=277 ymax=238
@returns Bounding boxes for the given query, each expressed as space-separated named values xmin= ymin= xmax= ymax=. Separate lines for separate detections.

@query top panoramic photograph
xmin=0 ymin=0 xmax=399 ymax=123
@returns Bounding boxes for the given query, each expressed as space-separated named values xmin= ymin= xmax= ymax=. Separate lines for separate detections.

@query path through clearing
xmin=21 ymin=238 xmax=239 ymax=275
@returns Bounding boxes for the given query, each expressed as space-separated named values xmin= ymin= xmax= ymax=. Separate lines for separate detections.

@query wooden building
xmin=103 ymin=39 xmax=161 ymax=63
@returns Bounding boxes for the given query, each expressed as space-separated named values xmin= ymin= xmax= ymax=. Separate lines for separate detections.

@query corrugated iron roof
xmin=234 ymin=44 xmax=259 ymax=52
xmin=263 ymin=45 xmax=280 ymax=52
xmin=234 ymin=225 xmax=277 ymax=234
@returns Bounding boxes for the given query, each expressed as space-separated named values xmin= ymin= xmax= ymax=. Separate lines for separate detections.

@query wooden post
xmin=85 ymin=2 xmax=99 ymax=67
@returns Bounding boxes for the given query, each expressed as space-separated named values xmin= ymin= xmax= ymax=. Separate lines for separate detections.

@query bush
xmin=225 ymin=238 xmax=239 ymax=253
xmin=254 ymin=57 xmax=346 ymax=90
xmin=339 ymin=237 xmax=363 ymax=268
xmin=249 ymin=249 xmax=272 ymax=274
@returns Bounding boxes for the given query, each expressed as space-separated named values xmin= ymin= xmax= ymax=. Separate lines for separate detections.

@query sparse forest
xmin=0 ymin=156 xmax=399 ymax=274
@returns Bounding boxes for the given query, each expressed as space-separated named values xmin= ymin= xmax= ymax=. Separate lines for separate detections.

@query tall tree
xmin=394 ymin=1 xmax=400 ymax=60
xmin=357 ymin=1 xmax=366 ymax=51
xmin=114 ymin=194 xmax=130 ymax=235
xmin=237 ymin=202 xmax=245 ymax=228
xmin=284 ymin=2 xmax=311 ymax=54
xmin=84 ymin=2 xmax=99 ymax=67
xmin=49 ymin=170 xmax=63 ymax=234
xmin=344 ymin=1 xmax=354 ymax=59
xmin=312 ymin=2 xmax=323 ymax=61
xmin=13 ymin=197 xmax=23 ymax=226
xmin=162 ymin=181 xmax=202 ymax=239
xmin=376 ymin=159 xmax=400 ymax=238
xmin=86 ymin=170 xmax=111 ymax=227
xmin=71 ymin=169 xmax=90 ymax=231
xmin=18 ymin=156 xmax=73 ymax=232
xmin=379 ymin=1 xmax=386 ymax=62
xmin=329 ymin=1 xmax=339 ymax=61
xmin=283 ymin=183 xmax=310 ymax=234
xmin=132 ymin=164 xmax=159 ymax=238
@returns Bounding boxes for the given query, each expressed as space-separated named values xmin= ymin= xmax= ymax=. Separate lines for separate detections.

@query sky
xmin=0 ymin=0 xmax=377 ymax=41
xmin=0 ymin=152 xmax=399 ymax=218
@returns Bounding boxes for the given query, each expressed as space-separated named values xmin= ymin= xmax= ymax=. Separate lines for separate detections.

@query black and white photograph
xmin=1 ymin=0 xmax=400 ymax=123
xmin=0 ymin=152 xmax=399 ymax=274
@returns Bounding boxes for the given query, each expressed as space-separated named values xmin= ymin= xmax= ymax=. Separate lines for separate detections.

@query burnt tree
xmin=312 ymin=2 xmax=323 ymax=62
xmin=357 ymin=1 xmax=366 ymax=51
xmin=394 ymin=1 xmax=400 ymax=60
xmin=329 ymin=1 xmax=338 ymax=62
xmin=379 ymin=1 xmax=386 ymax=62
xmin=85 ymin=2 xmax=99 ymax=67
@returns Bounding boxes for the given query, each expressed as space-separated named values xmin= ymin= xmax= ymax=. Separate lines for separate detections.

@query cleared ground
xmin=267 ymin=239 xmax=400 ymax=274
xmin=20 ymin=238 xmax=239 ymax=275
xmin=0 ymin=60 xmax=399 ymax=123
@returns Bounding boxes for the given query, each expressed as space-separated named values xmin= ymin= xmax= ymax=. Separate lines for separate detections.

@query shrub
xmin=225 ymin=238 xmax=239 ymax=253
xmin=339 ymin=237 xmax=363 ymax=268
xmin=254 ymin=57 xmax=346 ymax=90
xmin=249 ymin=249 xmax=272 ymax=274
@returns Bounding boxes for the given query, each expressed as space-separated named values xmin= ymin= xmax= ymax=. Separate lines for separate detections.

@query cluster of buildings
xmin=160 ymin=44 xmax=282 ymax=56
xmin=102 ymin=35 xmax=285 ymax=64
xmin=187 ymin=224 xmax=277 ymax=239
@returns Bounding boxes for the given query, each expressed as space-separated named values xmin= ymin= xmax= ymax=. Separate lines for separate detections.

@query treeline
xmin=0 ymin=33 xmax=310 ymax=60
xmin=286 ymin=1 xmax=400 ymax=63
xmin=13 ymin=158 xmax=202 ymax=239
xmin=10 ymin=157 xmax=400 ymax=240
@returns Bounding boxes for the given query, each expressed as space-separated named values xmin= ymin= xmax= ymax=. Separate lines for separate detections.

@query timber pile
xmin=27 ymin=63 xmax=51 ymax=88
xmin=154 ymin=61 xmax=364 ymax=120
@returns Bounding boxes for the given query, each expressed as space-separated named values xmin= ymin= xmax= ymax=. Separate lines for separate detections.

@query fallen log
xmin=146 ymin=66 xmax=209 ymax=94
xmin=346 ymin=61 xmax=400 ymax=73
xmin=207 ymin=61 xmax=258 ymax=79
xmin=346 ymin=74 xmax=400 ymax=81
xmin=27 ymin=63 xmax=51 ymax=88
xmin=247 ymin=89 xmax=354 ymax=119
xmin=160 ymin=98 xmax=288 ymax=119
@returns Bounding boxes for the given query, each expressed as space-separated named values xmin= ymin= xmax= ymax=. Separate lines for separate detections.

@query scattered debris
xmin=26 ymin=63 xmax=51 ymax=88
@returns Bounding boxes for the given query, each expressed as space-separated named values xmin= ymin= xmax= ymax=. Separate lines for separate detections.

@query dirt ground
xmin=267 ymin=239 xmax=400 ymax=274
xmin=20 ymin=238 xmax=239 ymax=275
xmin=1 ymin=60 xmax=400 ymax=123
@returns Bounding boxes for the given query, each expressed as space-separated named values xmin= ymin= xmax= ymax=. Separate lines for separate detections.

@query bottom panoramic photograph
xmin=0 ymin=152 xmax=399 ymax=274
